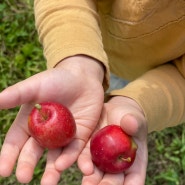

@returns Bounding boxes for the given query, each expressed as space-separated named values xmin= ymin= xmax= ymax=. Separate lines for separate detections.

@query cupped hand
xmin=0 ymin=55 xmax=105 ymax=185
xmin=78 ymin=96 xmax=148 ymax=185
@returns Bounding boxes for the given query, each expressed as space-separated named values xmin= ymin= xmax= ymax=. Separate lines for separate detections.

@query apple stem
xmin=35 ymin=103 xmax=42 ymax=110
xmin=119 ymin=156 xmax=131 ymax=162
xmin=35 ymin=103 xmax=48 ymax=121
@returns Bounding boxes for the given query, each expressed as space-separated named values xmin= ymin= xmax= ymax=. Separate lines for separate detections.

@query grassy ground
xmin=1 ymin=1 xmax=185 ymax=184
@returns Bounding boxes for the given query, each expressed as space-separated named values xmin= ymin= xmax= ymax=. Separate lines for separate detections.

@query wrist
xmin=55 ymin=55 xmax=105 ymax=83
xmin=109 ymin=96 xmax=145 ymax=115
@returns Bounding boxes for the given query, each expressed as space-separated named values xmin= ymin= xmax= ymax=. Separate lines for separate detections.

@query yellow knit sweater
xmin=34 ymin=0 xmax=185 ymax=133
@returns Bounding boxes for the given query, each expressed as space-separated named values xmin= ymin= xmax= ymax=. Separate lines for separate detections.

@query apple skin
xmin=28 ymin=102 xmax=76 ymax=149
xmin=90 ymin=125 xmax=137 ymax=173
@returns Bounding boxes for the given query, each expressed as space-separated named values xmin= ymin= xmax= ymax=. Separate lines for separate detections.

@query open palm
xmin=79 ymin=96 xmax=148 ymax=185
xmin=0 ymin=59 xmax=104 ymax=184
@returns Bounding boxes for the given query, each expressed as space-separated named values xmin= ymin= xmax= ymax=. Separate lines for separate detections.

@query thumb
xmin=0 ymin=72 xmax=44 ymax=109
xmin=120 ymin=114 xmax=147 ymax=139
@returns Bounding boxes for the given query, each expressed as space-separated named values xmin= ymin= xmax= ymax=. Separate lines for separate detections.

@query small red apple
xmin=28 ymin=102 xmax=76 ymax=149
xmin=90 ymin=125 xmax=137 ymax=173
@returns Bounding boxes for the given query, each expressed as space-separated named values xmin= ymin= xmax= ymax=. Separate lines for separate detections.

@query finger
xmin=124 ymin=130 xmax=148 ymax=185
xmin=16 ymin=137 xmax=44 ymax=183
xmin=81 ymin=166 xmax=103 ymax=185
xmin=0 ymin=68 xmax=78 ymax=110
xmin=0 ymin=142 xmax=20 ymax=177
xmin=124 ymin=143 xmax=148 ymax=185
xmin=121 ymin=114 xmax=140 ymax=135
xmin=121 ymin=114 xmax=147 ymax=139
xmin=99 ymin=173 xmax=124 ymax=185
xmin=55 ymin=138 xmax=85 ymax=171
xmin=124 ymin=168 xmax=146 ymax=185
xmin=41 ymin=149 xmax=62 ymax=185
xmin=0 ymin=74 xmax=42 ymax=109
xmin=55 ymin=124 xmax=90 ymax=171
xmin=78 ymin=141 xmax=94 ymax=175
xmin=0 ymin=106 xmax=31 ymax=177
xmin=78 ymin=106 xmax=110 ymax=176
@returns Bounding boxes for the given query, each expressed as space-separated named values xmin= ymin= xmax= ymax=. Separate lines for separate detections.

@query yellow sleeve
xmin=34 ymin=0 xmax=109 ymax=89
xmin=110 ymin=59 xmax=185 ymax=133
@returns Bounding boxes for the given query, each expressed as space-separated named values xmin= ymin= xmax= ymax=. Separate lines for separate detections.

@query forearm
xmin=34 ymin=0 xmax=110 ymax=89
xmin=110 ymin=63 xmax=185 ymax=133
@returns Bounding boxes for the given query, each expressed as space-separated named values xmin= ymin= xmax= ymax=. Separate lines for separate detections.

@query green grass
xmin=1 ymin=1 xmax=185 ymax=184
xmin=147 ymin=126 xmax=185 ymax=185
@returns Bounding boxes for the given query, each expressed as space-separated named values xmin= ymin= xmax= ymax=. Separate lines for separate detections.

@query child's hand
xmin=79 ymin=96 xmax=148 ymax=185
xmin=0 ymin=55 xmax=105 ymax=185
